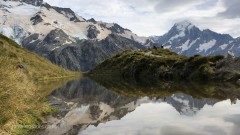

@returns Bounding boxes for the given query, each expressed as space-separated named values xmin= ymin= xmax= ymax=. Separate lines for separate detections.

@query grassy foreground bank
xmin=0 ymin=34 xmax=80 ymax=134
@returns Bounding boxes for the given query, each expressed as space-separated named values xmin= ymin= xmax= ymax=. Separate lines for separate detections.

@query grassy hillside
xmin=0 ymin=34 xmax=80 ymax=134
xmin=91 ymin=48 xmax=237 ymax=82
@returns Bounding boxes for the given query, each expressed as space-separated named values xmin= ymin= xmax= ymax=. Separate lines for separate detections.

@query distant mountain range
xmin=1 ymin=0 xmax=240 ymax=71
xmin=150 ymin=20 xmax=240 ymax=56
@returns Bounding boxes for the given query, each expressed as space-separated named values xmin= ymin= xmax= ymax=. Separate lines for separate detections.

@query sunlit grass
xmin=0 ymin=34 xmax=80 ymax=134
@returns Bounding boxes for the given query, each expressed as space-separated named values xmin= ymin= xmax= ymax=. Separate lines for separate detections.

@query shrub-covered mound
xmin=92 ymin=48 xmax=239 ymax=82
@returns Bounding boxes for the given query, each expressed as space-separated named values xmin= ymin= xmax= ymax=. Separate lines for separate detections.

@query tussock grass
xmin=0 ymin=34 xmax=80 ymax=134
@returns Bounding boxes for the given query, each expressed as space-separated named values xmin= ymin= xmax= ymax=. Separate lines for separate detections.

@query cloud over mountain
xmin=218 ymin=0 xmax=240 ymax=18
xmin=43 ymin=0 xmax=240 ymax=37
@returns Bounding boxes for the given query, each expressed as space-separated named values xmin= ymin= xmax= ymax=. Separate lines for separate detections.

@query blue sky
xmin=44 ymin=0 xmax=240 ymax=38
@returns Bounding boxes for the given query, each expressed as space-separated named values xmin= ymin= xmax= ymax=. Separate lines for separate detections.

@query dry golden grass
xmin=0 ymin=34 xmax=80 ymax=134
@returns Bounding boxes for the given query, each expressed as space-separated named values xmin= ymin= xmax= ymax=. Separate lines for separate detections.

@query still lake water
xmin=38 ymin=78 xmax=240 ymax=135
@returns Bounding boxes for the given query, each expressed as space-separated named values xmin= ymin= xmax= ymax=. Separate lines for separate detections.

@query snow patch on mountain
xmin=164 ymin=45 xmax=171 ymax=49
xmin=0 ymin=24 xmax=28 ymax=44
xmin=179 ymin=40 xmax=190 ymax=52
xmin=198 ymin=40 xmax=216 ymax=52
xmin=220 ymin=44 xmax=228 ymax=50
xmin=170 ymin=31 xmax=185 ymax=41
xmin=119 ymin=30 xmax=148 ymax=44
xmin=189 ymin=38 xmax=199 ymax=46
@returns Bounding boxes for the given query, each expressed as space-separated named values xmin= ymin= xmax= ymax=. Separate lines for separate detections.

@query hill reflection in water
xmin=38 ymin=77 xmax=240 ymax=135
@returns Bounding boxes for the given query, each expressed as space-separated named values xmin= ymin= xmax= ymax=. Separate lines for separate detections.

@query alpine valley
xmin=1 ymin=0 xmax=240 ymax=71
xmin=1 ymin=0 xmax=240 ymax=135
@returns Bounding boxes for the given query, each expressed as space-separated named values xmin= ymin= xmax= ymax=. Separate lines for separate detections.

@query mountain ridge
xmin=150 ymin=21 xmax=240 ymax=56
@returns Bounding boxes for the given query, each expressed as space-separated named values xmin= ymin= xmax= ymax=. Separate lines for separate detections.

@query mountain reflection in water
xmin=37 ymin=77 xmax=240 ymax=135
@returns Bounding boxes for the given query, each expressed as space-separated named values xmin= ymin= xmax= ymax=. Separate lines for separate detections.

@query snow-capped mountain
xmin=0 ymin=0 xmax=148 ymax=44
xmin=150 ymin=20 xmax=240 ymax=56
xmin=0 ymin=0 xmax=148 ymax=71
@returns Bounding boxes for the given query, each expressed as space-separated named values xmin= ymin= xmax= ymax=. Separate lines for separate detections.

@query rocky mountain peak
xmin=153 ymin=20 xmax=201 ymax=44
xmin=150 ymin=20 xmax=240 ymax=56
xmin=43 ymin=29 xmax=71 ymax=44
xmin=52 ymin=6 xmax=85 ymax=22
xmin=87 ymin=18 xmax=97 ymax=23
xmin=173 ymin=20 xmax=194 ymax=31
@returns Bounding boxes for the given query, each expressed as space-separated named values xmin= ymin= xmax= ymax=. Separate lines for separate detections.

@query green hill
xmin=92 ymin=48 xmax=239 ymax=82
xmin=0 ymin=34 xmax=79 ymax=134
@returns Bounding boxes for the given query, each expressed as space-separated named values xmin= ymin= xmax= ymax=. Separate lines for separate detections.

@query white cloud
xmin=218 ymin=0 xmax=240 ymax=18
xmin=44 ymin=0 xmax=240 ymax=38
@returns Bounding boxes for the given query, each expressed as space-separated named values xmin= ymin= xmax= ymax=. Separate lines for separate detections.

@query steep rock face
xmin=51 ymin=6 xmax=85 ymax=22
xmin=48 ymin=34 xmax=146 ymax=71
xmin=21 ymin=0 xmax=43 ymax=6
xmin=150 ymin=21 xmax=239 ymax=56
xmin=23 ymin=29 xmax=74 ymax=56
xmin=107 ymin=23 xmax=128 ymax=34
xmin=87 ymin=25 xmax=100 ymax=39
xmin=47 ymin=40 xmax=107 ymax=71
xmin=100 ymin=34 xmax=146 ymax=53
xmin=30 ymin=14 xmax=43 ymax=25
xmin=23 ymin=29 xmax=146 ymax=71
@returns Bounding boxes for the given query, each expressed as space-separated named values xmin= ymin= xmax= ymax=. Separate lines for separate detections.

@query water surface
xmin=38 ymin=78 xmax=240 ymax=135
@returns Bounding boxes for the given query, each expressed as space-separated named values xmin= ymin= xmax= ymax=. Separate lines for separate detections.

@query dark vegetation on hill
xmin=92 ymin=48 xmax=240 ymax=82
xmin=0 ymin=34 xmax=79 ymax=134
